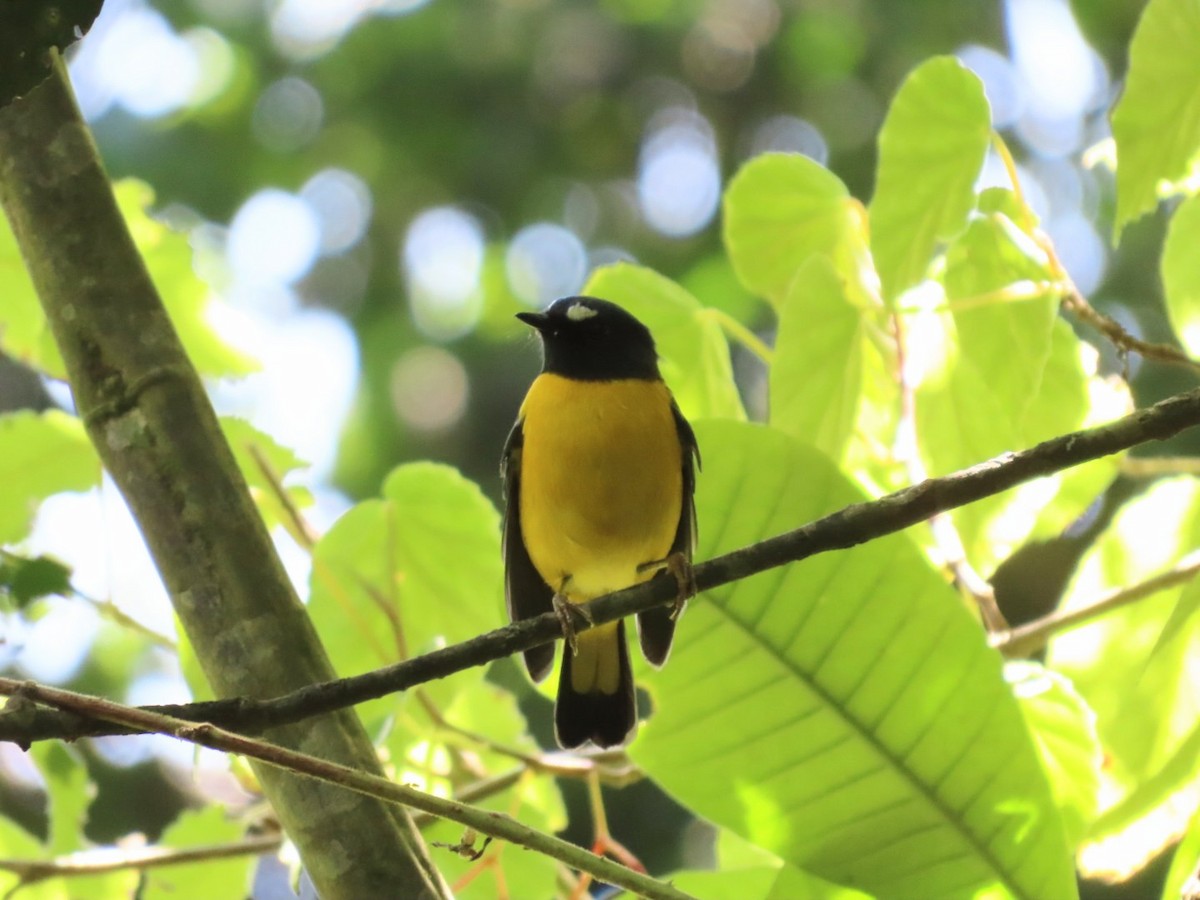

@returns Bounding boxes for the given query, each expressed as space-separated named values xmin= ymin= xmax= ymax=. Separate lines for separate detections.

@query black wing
xmin=638 ymin=399 xmax=699 ymax=667
xmin=501 ymin=417 xmax=556 ymax=681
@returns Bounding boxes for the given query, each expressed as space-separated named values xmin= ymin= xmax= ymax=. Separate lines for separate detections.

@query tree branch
xmin=0 ymin=679 xmax=697 ymax=900
xmin=5 ymin=385 xmax=1200 ymax=745
xmin=991 ymin=552 xmax=1200 ymax=657
xmin=0 ymin=52 xmax=446 ymax=899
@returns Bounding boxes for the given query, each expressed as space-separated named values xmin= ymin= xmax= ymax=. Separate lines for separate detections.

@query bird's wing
xmin=501 ymin=417 xmax=556 ymax=681
xmin=637 ymin=399 xmax=699 ymax=666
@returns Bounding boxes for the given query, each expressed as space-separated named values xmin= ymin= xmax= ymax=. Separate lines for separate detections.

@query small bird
xmin=502 ymin=296 xmax=699 ymax=748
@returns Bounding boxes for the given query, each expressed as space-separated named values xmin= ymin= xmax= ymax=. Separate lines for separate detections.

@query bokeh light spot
xmin=391 ymin=346 xmax=470 ymax=432
xmin=403 ymin=207 xmax=486 ymax=340
xmin=747 ymin=115 xmax=828 ymax=164
xmin=228 ymin=189 xmax=322 ymax=287
xmin=252 ymin=76 xmax=325 ymax=153
xmin=301 ymin=168 xmax=374 ymax=256
xmin=637 ymin=110 xmax=720 ymax=238
xmin=506 ymin=223 xmax=588 ymax=307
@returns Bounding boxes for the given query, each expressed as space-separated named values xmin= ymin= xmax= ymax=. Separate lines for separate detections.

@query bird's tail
xmin=555 ymin=619 xmax=636 ymax=748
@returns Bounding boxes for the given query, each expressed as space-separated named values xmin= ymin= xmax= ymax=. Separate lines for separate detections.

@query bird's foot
xmin=664 ymin=552 xmax=696 ymax=621
xmin=551 ymin=592 xmax=592 ymax=656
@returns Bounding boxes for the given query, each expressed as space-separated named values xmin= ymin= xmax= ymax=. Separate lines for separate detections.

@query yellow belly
xmin=518 ymin=374 xmax=683 ymax=600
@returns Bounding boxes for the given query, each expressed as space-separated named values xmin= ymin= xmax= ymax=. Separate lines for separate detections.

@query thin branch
xmin=1121 ymin=456 xmax=1200 ymax=478
xmin=0 ymin=679 xmax=696 ymax=900
xmin=246 ymin=442 xmax=319 ymax=551
xmin=991 ymin=553 xmax=1200 ymax=657
xmin=4 ymin=385 xmax=1200 ymax=745
xmin=0 ymin=834 xmax=281 ymax=887
xmin=1060 ymin=289 xmax=1200 ymax=374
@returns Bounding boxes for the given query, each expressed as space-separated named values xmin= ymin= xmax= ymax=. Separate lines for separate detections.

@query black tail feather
xmin=554 ymin=620 xmax=637 ymax=749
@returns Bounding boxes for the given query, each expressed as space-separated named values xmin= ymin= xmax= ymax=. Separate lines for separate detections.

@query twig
xmin=1060 ymin=290 xmax=1200 ymax=374
xmin=4 ymin=386 xmax=1200 ymax=745
xmin=0 ymin=679 xmax=696 ymax=900
xmin=991 ymin=132 xmax=1200 ymax=375
xmin=0 ymin=834 xmax=281 ymax=887
xmin=1121 ymin=456 xmax=1200 ymax=478
xmin=246 ymin=443 xmax=318 ymax=551
xmin=991 ymin=553 xmax=1200 ymax=657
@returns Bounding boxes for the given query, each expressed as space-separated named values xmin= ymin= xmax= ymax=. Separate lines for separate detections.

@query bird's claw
xmin=552 ymin=592 xmax=592 ymax=656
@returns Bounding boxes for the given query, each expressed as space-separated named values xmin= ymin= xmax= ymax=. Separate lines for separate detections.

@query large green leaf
xmin=870 ymin=57 xmax=991 ymax=302
xmin=633 ymin=421 xmax=1076 ymax=900
xmin=143 ymin=806 xmax=253 ymax=900
xmin=1007 ymin=662 xmax=1102 ymax=847
xmin=1162 ymin=191 xmax=1200 ymax=356
xmin=1112 ymin=0 xmax=1200 ymax=236
xmin=914 ymin=212 xmax=1102 ymax=569
xmin=0 ymin=179 xmax=254 ymax=379
xmin=583 ymin=263 xmax=745 ymax=420
xmin=0 ymin=410 xmax=100 ymax=544
xmin=769 ymin=254 xmax=863 ymax=461
xmin=722 ymin=153 xmax=854 ymax=307
xmin=307 ymin=462 xmax=503 ymax=729
xmin=1163 ymin=802 xmax=1200 ymax=900
xmin=671 ymin=828 xmax=872 ymax=900
xmin=1048 ymin=479 xmax=1200 ymax=878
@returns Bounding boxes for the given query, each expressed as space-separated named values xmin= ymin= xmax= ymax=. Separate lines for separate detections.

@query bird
xmin=502 ymin=295 xmax=699 ymax=749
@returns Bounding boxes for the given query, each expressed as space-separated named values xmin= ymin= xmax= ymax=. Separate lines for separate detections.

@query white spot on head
xmin=566 ymin=302 xmax=598 ymax=322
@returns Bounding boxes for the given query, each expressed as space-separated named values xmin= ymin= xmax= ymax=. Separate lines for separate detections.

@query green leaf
xmin=143 ymin=806 xmax=253 ymax=900
xmin=915 ymin=231 xmax=1095 ymax=570
xmin=1048 ymin=478 xmax=1200 ymax=878
xmin=1163 ymin=801 xmax=1200 ymax=900
xmin=1162 ymin=192 xmax=1200 ymax=356
xmin=769 ymin=254 xmax=863 ymax=460
xmin=870 ymin=56 xmax=991 ymax=301
xmin=113 ymin=181 xmax=255 ymax=378
xmin=308 ymin=462 xmax=503 ymax=729
xmin=31 ymin=743 xmax=90 ymax=855
xmin=0 ymin=180 xmax=255 ymax=379
xmin=1112 ymin=0 xmax=1200 ymax=236
xmin=722 ymin=153 xmax=854 ymax=306
xmin=671 ymin=829 xmax=871 ymax=900
xmin=583 ymin=263 xmax=745 ymax=420
xmin=1007 ymin=662 xmax=1102 ymax=846
xmin=0 ymin=212 xmax=65 ymax=376
xmin=634 ymin=421 xmax=1076 ymax=900
xmin=220 ymin=416 xmax=313 ymax=536
xmin=0 ymin=410 xmax=99 ymax=544
xmin=0 ymin=553 xmax=72 ymax=608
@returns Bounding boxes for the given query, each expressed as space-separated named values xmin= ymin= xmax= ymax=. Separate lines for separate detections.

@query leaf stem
xmin=706 ymin=308 xmax=773 ymax=364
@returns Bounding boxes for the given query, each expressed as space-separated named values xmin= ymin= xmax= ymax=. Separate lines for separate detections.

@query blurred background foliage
xmin=3 ymin=0 xmax=1192 ymax=897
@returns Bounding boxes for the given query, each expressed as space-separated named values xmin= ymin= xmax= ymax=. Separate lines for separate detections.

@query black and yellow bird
xmin=502 ymin=296 xmax=699 ymax=748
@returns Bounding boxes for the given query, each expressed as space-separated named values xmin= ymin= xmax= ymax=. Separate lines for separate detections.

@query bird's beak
xmin=516 ymin=311 xmax=550 ymax=330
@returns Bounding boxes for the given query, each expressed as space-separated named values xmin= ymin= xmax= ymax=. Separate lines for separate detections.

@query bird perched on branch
xmin=502 ymin=296 xmax=699 ymax=748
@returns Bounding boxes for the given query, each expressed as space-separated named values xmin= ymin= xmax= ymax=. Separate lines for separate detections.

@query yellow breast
xmin=518 ymin=374 xmax=683 ymax=600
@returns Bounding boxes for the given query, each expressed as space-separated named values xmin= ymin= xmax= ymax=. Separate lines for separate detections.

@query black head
xmin=517 ymin=296 xmax=660 ymax=381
